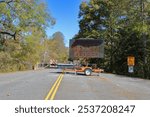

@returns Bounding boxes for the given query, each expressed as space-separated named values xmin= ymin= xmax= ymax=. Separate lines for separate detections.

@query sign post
xmin=127 ymin=56 xmax=135 ymax=73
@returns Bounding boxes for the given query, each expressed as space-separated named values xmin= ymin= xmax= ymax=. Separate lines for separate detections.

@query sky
xmin=45 ymin=0 xmax=86 ymax=47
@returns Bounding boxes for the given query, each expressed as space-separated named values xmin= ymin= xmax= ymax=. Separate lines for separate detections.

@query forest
xmin=74 ymin=0 xmax=150 ymax=79
xmin=0 ymin=0 xmax=68 ymax=72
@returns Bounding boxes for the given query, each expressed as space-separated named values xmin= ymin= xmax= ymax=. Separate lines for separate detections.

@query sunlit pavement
xmin=0 ymin=69 xmax=150 ymax=100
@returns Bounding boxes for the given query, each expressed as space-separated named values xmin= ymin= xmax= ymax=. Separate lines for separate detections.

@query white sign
xmin=128 ymin=66 xmax=134 ymax=73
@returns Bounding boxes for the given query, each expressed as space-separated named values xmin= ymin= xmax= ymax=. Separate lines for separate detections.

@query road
xmin=0 ymin=69 xmax=150 ymax=100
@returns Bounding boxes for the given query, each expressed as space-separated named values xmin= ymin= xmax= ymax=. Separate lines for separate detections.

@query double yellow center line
xmin=45 ymin=73 xmax=64 ymax=100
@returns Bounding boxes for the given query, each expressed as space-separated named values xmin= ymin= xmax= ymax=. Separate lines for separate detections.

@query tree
xmin=0 ymin=0 xmax=55 ymax=72
xmin=0 ymin=0 xmax=55 ymax=40
xmin=48 ymin=32 xmax=68 ymax=63
xmin=76 ymin=0 xmax=150 ymax=78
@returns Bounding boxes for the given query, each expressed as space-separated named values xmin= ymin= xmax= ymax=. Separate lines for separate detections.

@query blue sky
xmin=45 ymin=0 xmax=85 ymax=46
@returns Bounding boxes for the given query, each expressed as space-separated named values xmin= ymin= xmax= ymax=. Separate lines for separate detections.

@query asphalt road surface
xmin=0 ymin=69 xmax=150 ymax=100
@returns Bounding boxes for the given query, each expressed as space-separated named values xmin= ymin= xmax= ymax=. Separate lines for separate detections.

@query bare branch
xmin=0 ymin=0 xmax=16 ymax=4
xmin=0 ymin=31 xmax=16 ymax=40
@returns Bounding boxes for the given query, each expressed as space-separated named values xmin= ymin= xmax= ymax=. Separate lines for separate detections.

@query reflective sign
xmin=128 ymin=66 xmax=134 ymax=73
xmin=127 ymin=56 xmax=135 ymax=66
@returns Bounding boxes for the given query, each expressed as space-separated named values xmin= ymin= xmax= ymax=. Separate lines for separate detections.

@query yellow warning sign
xmin=127 ymin=56 xmax=135 ymax=66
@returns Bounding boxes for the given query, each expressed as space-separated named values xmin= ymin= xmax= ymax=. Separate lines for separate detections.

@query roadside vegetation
xmin=74 ymin=0 xmax=150 ymax=79
xmin=0 ymin=0 xmax=68 ymax=72
xmin=0 ymin=0 xmax=149 ymax=79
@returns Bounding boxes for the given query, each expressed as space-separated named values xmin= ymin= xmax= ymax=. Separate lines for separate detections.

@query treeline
xmin=43 ymin=32 xmax=68 ymax=64
xmin=75 ymin=0 xmax=150 ymax=79
xmin=0 ymin=0 xmax=68 ymax=72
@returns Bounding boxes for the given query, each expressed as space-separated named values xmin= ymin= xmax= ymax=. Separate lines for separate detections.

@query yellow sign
xmin=127 ymin=56 xmax=135 ymax=66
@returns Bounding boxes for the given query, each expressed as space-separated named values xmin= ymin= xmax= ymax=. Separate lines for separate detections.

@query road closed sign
xmin=127 ymin=56 xmax=135 ymax=66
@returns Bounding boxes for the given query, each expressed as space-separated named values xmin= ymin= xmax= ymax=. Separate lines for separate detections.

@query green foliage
xmin=0 ymin=51 xmax=28 ymax=72
xmin=0 ymin=0 xmax=55 ymax=72
xmin=76 ymin=0 xmax=150 ymax=79
xmin=45 ymin=32 xmax=68 ymax=63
